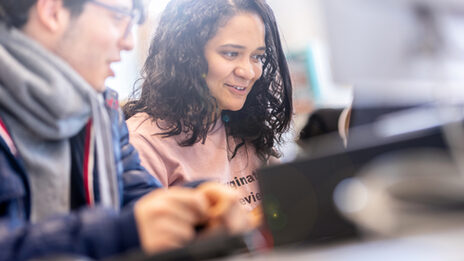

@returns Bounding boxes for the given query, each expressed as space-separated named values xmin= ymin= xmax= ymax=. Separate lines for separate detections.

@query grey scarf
xmin=0 ymin=24 xmax=119 ymax=222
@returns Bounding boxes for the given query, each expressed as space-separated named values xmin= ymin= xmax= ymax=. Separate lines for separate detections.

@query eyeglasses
xmin=87 ymin=0 xmax=143 ymax=39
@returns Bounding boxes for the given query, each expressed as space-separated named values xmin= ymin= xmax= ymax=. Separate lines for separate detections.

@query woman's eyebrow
xmin=219 ymin=44 xmax=245 ymax=49
xmin=219 ymin=44 xmax=266 ymax=51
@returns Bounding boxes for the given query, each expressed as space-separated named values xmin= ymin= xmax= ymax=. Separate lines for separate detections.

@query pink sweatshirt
xmin=126 ymin=112 xmax=264 ymax=210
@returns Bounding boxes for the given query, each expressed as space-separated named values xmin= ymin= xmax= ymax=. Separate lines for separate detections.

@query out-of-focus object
xmin=323 ymin=0 xmax=464 ymax=90
xmin=258 ymin=105 xmax=453 ymax=247
xmin=299 ymin=108 xmax=344 ymax=141
xmin=334 ymin=148 xmax=464 ymax=237
xmin=286 ymin=49 xmax=316 ymax=115
xmin=298 ymin=106 xmax=352 ymax=148
xmin=322 ymin=0 xmax=464 ymax=144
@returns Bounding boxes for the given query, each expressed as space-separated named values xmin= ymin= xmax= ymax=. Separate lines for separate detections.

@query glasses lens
xmin=133 ymin=0 xmax=146 ymax=25
xmin=89 ymin=0 xmax=143 ymax=39
xmin=122 ymin=10 xmax=140 ymax=38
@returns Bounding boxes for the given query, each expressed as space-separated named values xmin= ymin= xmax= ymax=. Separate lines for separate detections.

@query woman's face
xmin=204 ymin=12 xmax=266 ymax=112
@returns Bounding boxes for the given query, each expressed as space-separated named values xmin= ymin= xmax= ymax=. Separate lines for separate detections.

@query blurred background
xmin=107 ymin=0 xmax=464 ymax=162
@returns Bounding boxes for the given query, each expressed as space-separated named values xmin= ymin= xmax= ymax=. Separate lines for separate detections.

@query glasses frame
xmin=87 ymin=0 xmax=142 ymax=39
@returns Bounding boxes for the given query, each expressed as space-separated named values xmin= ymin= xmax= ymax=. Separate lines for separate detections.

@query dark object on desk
xmin=298 ymin=108 xmax=346 ymax=157
xmin=349 ymin=105 xmax=413 ymax=128
xmin=299 ymin=108 xmax=343 ymax=141
xmin=258 ymin=113 xmax=449 ymax=247
xmin=106 ymin=232 xmax=253 ymax=261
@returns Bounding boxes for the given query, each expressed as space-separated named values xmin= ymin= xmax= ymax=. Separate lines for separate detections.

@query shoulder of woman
xmin=126 ymin=112 xmax=165 ymax=134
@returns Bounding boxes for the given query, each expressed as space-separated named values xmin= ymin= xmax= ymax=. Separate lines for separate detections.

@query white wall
xmin=267 ymin=0 xmax=352 ymax=108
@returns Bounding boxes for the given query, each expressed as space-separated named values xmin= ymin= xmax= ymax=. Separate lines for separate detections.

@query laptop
xmin=257 ymin=109 xmax=451 ymax=247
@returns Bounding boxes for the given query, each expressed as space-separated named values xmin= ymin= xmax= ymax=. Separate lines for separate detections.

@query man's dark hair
xmin=0 ymin=0 xmax=87 ymax=28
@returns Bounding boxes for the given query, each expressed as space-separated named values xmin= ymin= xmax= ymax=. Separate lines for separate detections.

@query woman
xmin=124 ymin=0 xmax=292 ymax=211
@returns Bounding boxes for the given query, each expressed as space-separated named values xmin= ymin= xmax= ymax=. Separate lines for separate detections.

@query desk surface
xmin=220 ymin=226 xmax=464 ymax=261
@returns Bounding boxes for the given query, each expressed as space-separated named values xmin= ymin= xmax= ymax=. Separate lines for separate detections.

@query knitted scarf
xmin=0 ymin=24 xmax=119 ymax=222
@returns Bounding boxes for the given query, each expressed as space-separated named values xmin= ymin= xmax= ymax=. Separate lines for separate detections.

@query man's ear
xmin=35 ymin=0 xmax=69 ymax=32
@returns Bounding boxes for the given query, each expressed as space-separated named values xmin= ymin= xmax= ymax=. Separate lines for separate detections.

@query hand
xmin=196 ymin=182 xmax=252 ymax=236
xmin=134 ymin=187 xmax=209 ymax=254
xmin=249 ymin=205 xmax=264 ymax=229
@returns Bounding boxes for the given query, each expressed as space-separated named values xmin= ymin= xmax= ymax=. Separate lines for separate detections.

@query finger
xmin=135 ymin=190 xmax=206 ymax=254
xmin=249 ymin=205 xmax=264 ymax=228
xmin=207 ymin=196 xmax=252 ymax=235
xmin=147 ymin=187 xmax=210 ymax=224
xmin=167 ymin=187 xmax=210 ymax=220
xmin=152 ymin=216 xmax=197 ymax=245
xmin=196 ymin=182 xmax=253 ymax=234
xmin=141 ymin=218 xmax=195 ymax=254
xmin=223 ymin=203 xmax=251 ymax=234
xmin=196 ymin=182 xmax=238 ymax=218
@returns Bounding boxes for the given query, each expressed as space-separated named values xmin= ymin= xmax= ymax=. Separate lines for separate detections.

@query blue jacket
xmin=0 ymin=89 xmax=162 ymax=261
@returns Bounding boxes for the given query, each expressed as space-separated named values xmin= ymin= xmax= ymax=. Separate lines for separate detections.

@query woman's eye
xmin=252 ymin=54 xmax=265 ymax=63
xmin=221 ymin=51 xmax=239 ymax=58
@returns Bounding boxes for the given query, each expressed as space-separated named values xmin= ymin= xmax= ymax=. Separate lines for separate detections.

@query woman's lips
xmin=225 ymin=83 xmax=247 ymax=95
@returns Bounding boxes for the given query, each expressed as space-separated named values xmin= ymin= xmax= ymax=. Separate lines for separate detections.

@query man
xmin=0 ymin=0 xmax=250 ymax=260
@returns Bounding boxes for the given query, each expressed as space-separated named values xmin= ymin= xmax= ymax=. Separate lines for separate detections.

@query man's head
xmin=0 ymin=0 xmax=87 ymax=28
xmin=0 ymin=0 xmax=143 ymax=92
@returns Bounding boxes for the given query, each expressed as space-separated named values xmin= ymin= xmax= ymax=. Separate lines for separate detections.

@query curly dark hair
xmin=124 ymin=0 xmax=293 ymax=160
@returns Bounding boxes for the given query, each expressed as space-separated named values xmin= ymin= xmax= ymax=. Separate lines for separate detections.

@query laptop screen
xmin=258 ymin=119 xmax=448 ymax=247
